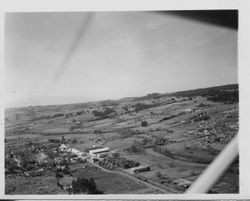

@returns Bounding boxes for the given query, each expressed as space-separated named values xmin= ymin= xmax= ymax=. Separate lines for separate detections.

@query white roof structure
xmin=89 ymin=147 xmax=110 ymax=155
xmin=71 ymin=148 xmax=80 ymax=154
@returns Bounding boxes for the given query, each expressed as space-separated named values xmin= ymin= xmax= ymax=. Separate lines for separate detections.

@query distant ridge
xmin=6 ymin=83 xmax=238 ymax=110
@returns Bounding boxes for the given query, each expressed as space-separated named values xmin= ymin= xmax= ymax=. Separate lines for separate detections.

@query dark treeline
xmin=166 ymin=84 xmax=239 ymax=103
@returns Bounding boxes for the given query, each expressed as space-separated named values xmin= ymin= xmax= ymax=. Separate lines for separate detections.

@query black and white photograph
xmin=4 ymin=10 xmax=239 ymax=195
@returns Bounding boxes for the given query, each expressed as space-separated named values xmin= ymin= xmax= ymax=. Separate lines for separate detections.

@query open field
xmin=5 ymin=84 xmax=239 ymax=194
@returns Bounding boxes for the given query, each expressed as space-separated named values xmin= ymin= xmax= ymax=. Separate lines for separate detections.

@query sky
xmin=5 ymin=11 xmax=238 ymax=108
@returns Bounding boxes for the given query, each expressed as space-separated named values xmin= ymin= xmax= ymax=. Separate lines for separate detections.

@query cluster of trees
xmin=98 ymin=155 xmax=140 ymax=170
xmin=167 ymin=84 xmax=238 ymax=99
xmin=5 ymin=148 xmax=37 ymax=172
xmin=71 ymin=177 xmax=103 ymax=194
xmin=64 ymin=110 xmax=86 ymax=118
xmin=92 ymin=108 xmax=116 ymax=118
xmin=158 ymin=84 xmax=239 ymax=104
xmin=207 ymin=89 xmax=238 ymax=103
xmin=131 ymin=103 xmax=151 ymax=112
xmin=140 ymin=136 xmax=169 ymax=148
xmin=125 ymin=136 xmax=169 ymax=155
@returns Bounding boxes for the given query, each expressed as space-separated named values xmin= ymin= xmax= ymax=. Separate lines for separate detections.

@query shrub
xmin=156 ymin=171 xmax=163 ymax=179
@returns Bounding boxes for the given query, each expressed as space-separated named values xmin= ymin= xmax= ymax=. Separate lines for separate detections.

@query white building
xmin=129 ymin=165 xmax=150 ymax=173
xmin=89 ymin=147 xmax=110 ymax=157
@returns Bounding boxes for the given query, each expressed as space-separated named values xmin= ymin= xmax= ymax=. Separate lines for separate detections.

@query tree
xmin=156 ymin=171 xmax=163 ymax=179
xmin=72 ymin=138 xmax=78 ymax=144
xmin=126 ymin=141 xmax=145 ymax=154
xmin=141 ymin=121 xmax=148 ymax=127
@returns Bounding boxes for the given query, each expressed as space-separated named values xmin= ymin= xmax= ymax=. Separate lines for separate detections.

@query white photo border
xmin=1 ymin=0 xmax=250 ymax=199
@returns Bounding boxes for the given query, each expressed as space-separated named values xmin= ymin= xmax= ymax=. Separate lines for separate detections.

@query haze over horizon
xmin=5 ymin=11 xmax=238 ymax=108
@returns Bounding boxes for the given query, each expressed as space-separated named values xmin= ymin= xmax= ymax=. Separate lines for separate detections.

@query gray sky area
xmin=5 ymin=11 xmax=237 ymax=108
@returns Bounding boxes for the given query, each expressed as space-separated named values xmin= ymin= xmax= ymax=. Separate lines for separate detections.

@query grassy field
xmin=71 ymin=165 xmax=148 ymax=194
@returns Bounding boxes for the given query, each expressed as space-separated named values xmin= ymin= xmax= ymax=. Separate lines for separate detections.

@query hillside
xmin=5 ymin=83 xmax=239 ymax=194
